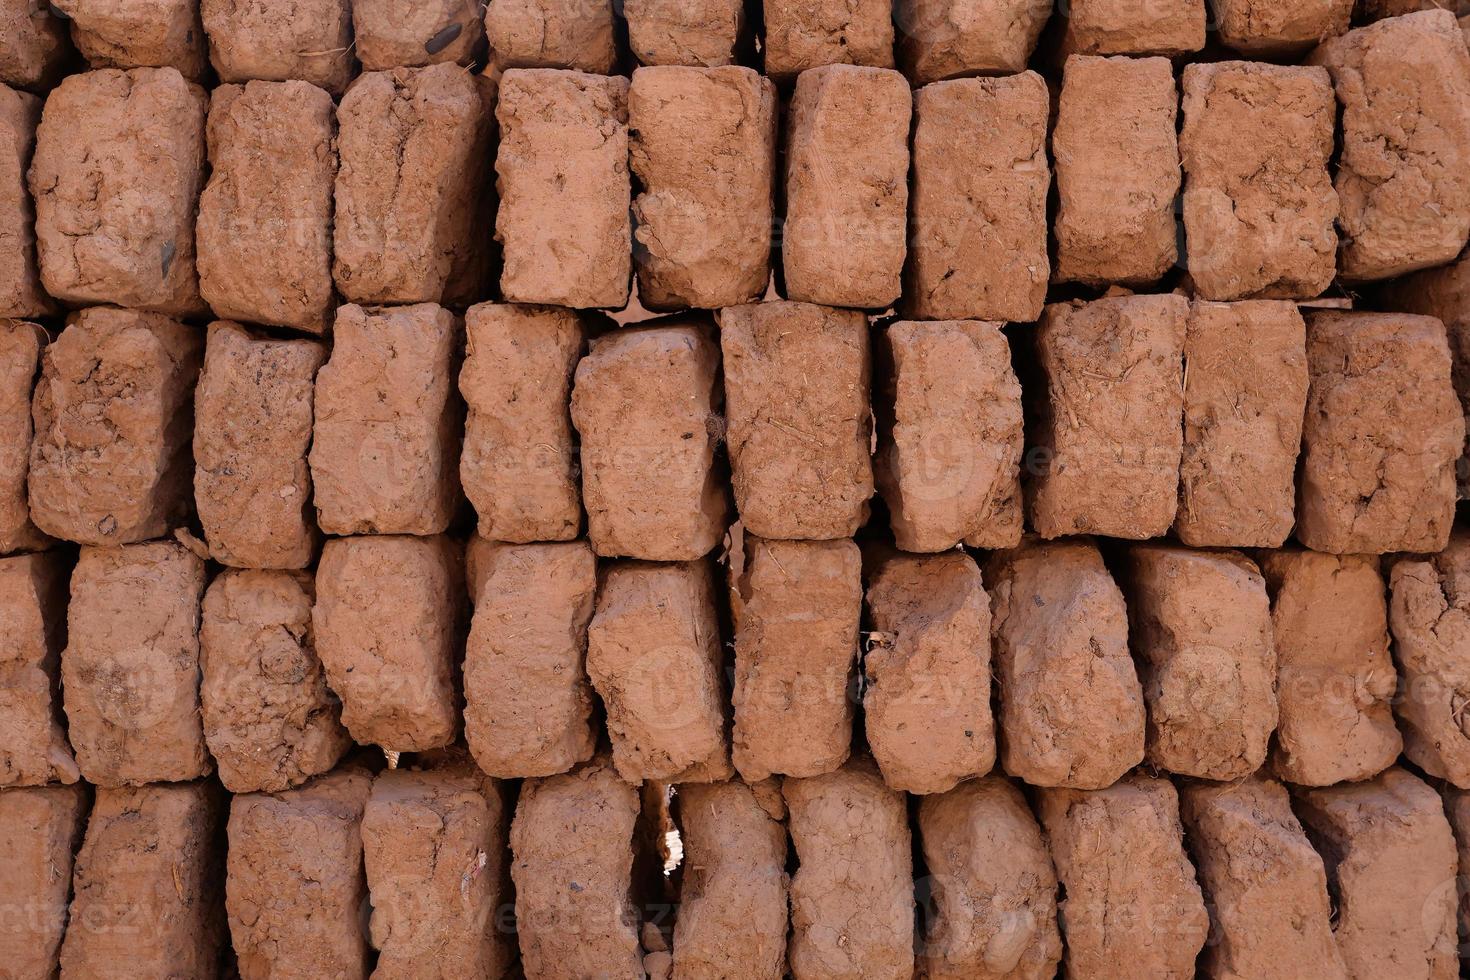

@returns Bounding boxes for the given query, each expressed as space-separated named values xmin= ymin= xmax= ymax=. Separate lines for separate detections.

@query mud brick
xmin=52 ymin=0 xmax=207 ymax=77
xmin=916 ymin=775 xmax=1060 ymax=979
xmin=763 ymin=0 xmax=895 ymax=80
xmin=0 ymin=320 xmax=48 ymax=553
xmin=985 ymin=538 xmax=1145 ymax=789
xmin=226 ymin=767 xmax=373 ymax=980
xmin=0 ymin=0 xmax=72 ymax=90
xmin=0 ymin=784 xmax=87 ymax=978
xmin=309 ymin=303 xmax=461 ymax=536
xmin=313 ymin=535 xmax=463 ymax=753
xmin=60 ymin=782 xmax=225 ymax=977
xmin=463 ymin=541 xmax=597 ymax=778
xmin=1180 ymin=62 xmax=1337 ymax=301
xmin=200 ymin=569 xmax=350 ymax=794
xmin=485 ymin=0 xmax=616 ymax=71
xmin=1027 ymin=294 xmax=1188 ymax=540
xmin=587 ymin=560 xmax=730 ymax=783
xmin=197 ymin=81 xmax=335 ymax=332
xmin=351 ymin=0 xmax=484 ymax=69
xmin=510 ymin=757 xmax=644 ymax=979
xmin=673 ymin=780 xmax=788 ymax=979
xmin=61 ymin=541 xmax=208 ymax=786
xmin=896 ymin=0 xmax=1050 ymax=83
xmin=1060 ymin=0 xmax=1204 ymax=55
xmin=784 ymin=758 xmax=913 ymax=979
xmin=624 ymin=0 xmax=743 ymax=65
xmin=571 ymin=323 xmax=727 ymax=560
xmin=363 ymin=760 xmax=512 ymax=979
xmin=1214 ymin=0 xmax=1352 ymax=53
xmin=334 ymin=64 xmax=491 ymax=306
xmin=495 ymin=69 xmax=630 ymax=308
xmin=729 ymin=535 xmax=860 ymax=782
xmin=863 ymin=550 xmax=992 ymax=795
xmin=876 ymin=319 xmax=1022 ymax=552
xmin=1053 ymin=55 xmax=1179 ymax=286
xmin=1295 ymin=770 xmax=1458 ymax=978
xmin=1299 ymin=311 xmax=1463 ymax=554
xmin=460 ymin=304 xmax=585 ymax=543
xmin=629 ymin=65 xmax=776 ymax=310
xmin=0 ymin=87 xmax=51 ymax=319
xmin=1037 ymin=774 xmax=1209 ymax=979
xmin=1262 ymin=551 xmax=1399 ymax=786
xmin=718 ymin=301 xmax=872 ymax=539
xmin=29 ymin=68 xmax=206 ymax=314
xmin=0 ymin=553 xmax=75 ymax=787
xmin=202 ymin=0 xmax=355 ymax=94
xmin=1444 ymin=787 xmax=1470 ymax=942
xmin=194 ymin=321 xmax=325 ymax=569
xmin=905 ymin=73 xmax=1049 ymax=322
xmin=1180 ymin=775 xmax=1348 ymax=980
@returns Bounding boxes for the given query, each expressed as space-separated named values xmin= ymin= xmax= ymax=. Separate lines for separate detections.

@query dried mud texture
xmin=28 ymin=307 xmax=202 ymax=546
xmin=917 ymin=775 xmax=1061 ymax=980
xmin=1310 ymin=10 xmax=1470 ymax=280
xmin=1213 ymin=0 xmax=1353 ymax=53
xmin=905 ymin=72 xmax=1050 ymax=322
xmin=1444 ymin=786 xmax=1470 ymax=941
xmin=200 ymin=569 xmax=350 ymax=794
xmin=1052 ymin=55 xmax=1179 ymax=286
xmin=764 ymin=0 xmax=895 ymax=79
xmin=864 ymin=550 xmax=993 ymax=795
xmin=1027 ymin=293 xmax=1187 ymax=540
xmin=785 ymin=758 xmax=913 ymax=980
xmin=1180 ymin=61 xmax=1338 ymax=301
xmin=1294 ymin=769 xmax=1458 ymax=979
xmin=985 ymin=538 xmax=1145 ymax=789
xmin=351 ymin=0 xmax=484 ymax=69
xmin=309 ymin=303 xmax=461 ymax=536
xmin=896 ymin=0 xmax=1050 ymax=83
xmin=335 ymin=64 xmax=491 ymax=306
xmin=52 ymin=0 xmax=207 ymax=77
xmin=460 ymin=303 xmax=585 ymax=543
xmin=0 ymin=552 xmax=77 ymax=787
xmin=62 ymin=541 xmax=209 ymax=787
xmin=572 ymin=323 xmax=727 ymax=559
xmin=496 ymin=69 xmax=630 ymax=308
xmin=463 ymin=541 xmax=598 ymax=778
xmin=624 ymin=0 xmax=743 ymax=66
xmin=629 ymin=65 xmax=776 ymax=310
xmin=1060 ymin=0 xmax=1204 ymax=55
xmin=197 ymin=80 xmax=336 ymax=333
xmin=313 ymin=535 xmax=463 ymax=753
xmin=0 ymin=0 xmax=72 ymax=90
xmin=227 ymin=766 xmax=373 ymax=980
xmin=719 ymin=301 xmax=873 ymax=539
xmin=1037 ymin=774 xmax=1209 ymax=980
xmin=729 ymin=535 xmax=860 ymax=782
xmin=485 ymin=0 xmax=616 ymax=71
xmin=877 ymin=319 xmax=1023 ymax=552
xmin=1179 ymin=775 xmax=1348 ymax=980
xmin=673 ymin=780 xmax=789 ymax=980
xmin=362 ymin=760 xmax=512 ymax=980
xmin=783 ymin=64 xmax=910 ymax=309
xmin=0 ymin=319 xmax=48 ymax=553
xmin=29 ymin=67 xmax=206 ymax=314
xmin=1262 ymin=550 xmax=1400 ymax=786
xmin=0 ymin=88 xmax=51 ymax=319
xmin=510 ymin=757 xmax=644 ymax=980
xmin=0 ymin=784 xmax=87 ymax=979
xmin=1176 ymin=300 xmax=1308 ymax=548
xmin=194 ymin=321 xmax=325 ymax=570
xmin=201 ymin=0 xmax=355 ymax=94
xmin=587 ymin=560 xmax=731 ymax=783
xmin=60 ymin=781 xmax=225 ymax=978
xmin=1299 ymin=311 xmax=1463 ymax=554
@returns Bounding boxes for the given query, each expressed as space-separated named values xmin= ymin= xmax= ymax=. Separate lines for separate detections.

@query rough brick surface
xmin=313 ymin=535 xmax=463 ymax=753
xmin=1299 ymin=311 xmax=1463 ymax=554
xmin=351 ymin=0 xmax=484 ymax=69
xmin=0 ymin=87 xmax=51 ymax=319
xmin=1027 ymin=294 xmax=1188 ymax=540
xmin=464 ymin=540 xmax=598 ymax=778
xmin=0 ymin=0 xmax=72 ymax=90
xmin=1053 ymin=55 xmax=1179 ymax=286
xmin=1213 ymin=0 xmax=1353 ymax=53
xmin=0 ymin=552 xmax=76 ymax=787
xmin=629 ymin=65 xmax=776 ymax=310
xmin=0 ymin=784 xmax=87 ymax=978
xmin=1444 ymin=786 xmax=1470 ymax=942
xmin=763 ymin=0 xmax=895 ymax=79
xmin=624 ymin=0 xmax=743 ymax=66
xmin=29 ymin=67 xmax=207 ymax=314
xmin=905 ymin=73 xmax=1049 ymax=322
xmin=485 ymin=0 xmax=616 ymax=71
xmin=309 ymin=303 xmax=461 ymax=537
xmin=202 ymin=0 xmax=355 ymax=93
xmin=1180 ymin=62 xmax=1338 ymax=301
xmin=896 ymin=0 xmax=1050 ymax=83
xmin=53 ymin=0 xmax=208 ymax=77
xmin=0 ymin=319 xmax=48 ymax=553
xmin=572 ymin=322 xmax=728 ymax=560
xmin=495 ymin=69 xmax=631 ymax=308
xmin=201 ymin=569 xmax=350 ymax=794
xmin=1060 ymin=0 xmax=1205 ymax=55
xmin=985 ymin=538 xmax=1145 ymax=789
xmin=729 ymin=535 xmax=860 ymax=782
xmin=194 ymin=321 xmax=325 ymax=569
xmin=719 ymin=301 xmax=873 ymax=539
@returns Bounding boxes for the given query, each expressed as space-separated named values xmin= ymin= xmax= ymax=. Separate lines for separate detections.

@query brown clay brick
xmin=0 ymin=0 xmax=73 ymax=90
xmin=763 ymin=0 xmax=895 ymax=80
xmin=0 ymin=784 xmax=87 ymax=978
xmin=624 ymin=0 xmax=743 ymax=66
xmin=0 ymin=319 xmax=48 ymax=553
xmin=485 ymin=0 xmax=616 ymax=71
xmin=350 ymin=0 xmax=484 ymax=69
xmin=202 ymin=0 xmax=355 ymax=94
xmin=1443 ymin=786 xmax=1470 ymax=941
xmin=895 ymin=0 xmax=1050 ymax=83
xmin=0 ymin=552 xmax=76 ymax=787
xmin=1059 ymin=0 xmax=1205 ymax=55
xmin=0 ymin=86 xmax=51 ymax=319
xmin=52 ymin=0 xmax=207 ymax=77
xmin=1213 ymin=0 xmax=1353 ymax=53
